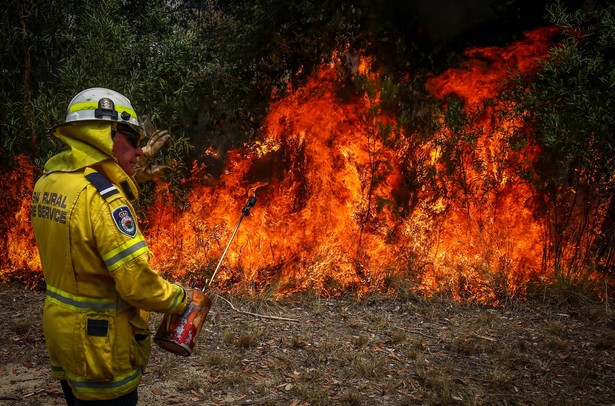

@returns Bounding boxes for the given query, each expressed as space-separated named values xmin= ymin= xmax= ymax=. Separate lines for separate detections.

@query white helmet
xmin=62 ymin=87 xmax=145 ymax=137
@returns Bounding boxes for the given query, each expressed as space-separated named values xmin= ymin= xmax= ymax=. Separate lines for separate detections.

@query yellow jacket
xmin=31 ymin=121 xmax=188 ymax=401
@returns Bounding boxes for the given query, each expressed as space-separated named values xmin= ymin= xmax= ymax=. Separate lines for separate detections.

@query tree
xmin=502 ymin=2 xmax=615 ymax=276
xmin=0 ymin=0 xmax=78 ymax=163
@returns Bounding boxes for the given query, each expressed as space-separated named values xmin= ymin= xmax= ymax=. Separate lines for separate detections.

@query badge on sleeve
xmin=112 ymin=206 xmax=137 ymax=237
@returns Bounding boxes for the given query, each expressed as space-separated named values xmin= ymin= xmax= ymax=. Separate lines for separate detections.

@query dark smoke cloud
xmin=412 ymin=0 xmax=500 ymax=40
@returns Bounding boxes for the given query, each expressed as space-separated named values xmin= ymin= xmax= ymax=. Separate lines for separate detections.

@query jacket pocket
xmin=82 ymin=315 xmax=115 ymax=381
xmin=128 ymin=313 xmax=151 ymax=369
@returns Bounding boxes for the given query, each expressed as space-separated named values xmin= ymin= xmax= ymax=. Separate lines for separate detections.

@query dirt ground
xmin=1 ymin=282 xmax=615 ymax=406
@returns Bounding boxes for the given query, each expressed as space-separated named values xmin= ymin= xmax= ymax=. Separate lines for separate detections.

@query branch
xmin=213 ymin=294 xmax=299 ymax=322
xmin=23 ymin=388 xmax=46 ymax=399
xmin=394 ymin=325 xmax=437 ymax=339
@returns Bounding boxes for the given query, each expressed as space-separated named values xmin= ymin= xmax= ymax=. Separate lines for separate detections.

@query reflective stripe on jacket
xmin=32 ymin=161 xmax=188 ymax=401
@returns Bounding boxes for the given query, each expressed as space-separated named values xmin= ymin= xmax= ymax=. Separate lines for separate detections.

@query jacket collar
xmin=44 ymin=121 xmax=139 ymax=199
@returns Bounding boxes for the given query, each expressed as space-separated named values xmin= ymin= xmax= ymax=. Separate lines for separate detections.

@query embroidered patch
xmin=112 ymin=205 xmax=137 ymax=237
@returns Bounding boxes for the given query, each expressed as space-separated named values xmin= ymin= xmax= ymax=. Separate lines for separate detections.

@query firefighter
xmin=31 ymin=87 xmax=193 ymax=405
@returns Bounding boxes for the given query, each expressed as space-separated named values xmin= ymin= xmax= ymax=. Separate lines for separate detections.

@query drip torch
xmin=154 ymin=196 xmax=257 ymax=356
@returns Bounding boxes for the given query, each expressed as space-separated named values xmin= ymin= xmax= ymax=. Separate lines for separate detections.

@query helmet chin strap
xmin=110 ymin=122 xmax=118 ymax=140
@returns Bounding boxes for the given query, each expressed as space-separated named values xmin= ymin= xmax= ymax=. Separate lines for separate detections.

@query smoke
xmin=384 ymin=0 xmax=529 ymax=43
xmin=412 ymin=0 xmax=500 ymax=40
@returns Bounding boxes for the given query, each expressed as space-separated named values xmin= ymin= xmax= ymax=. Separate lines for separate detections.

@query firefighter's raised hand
xmin=134 ymin=129 xmax=172 ymax=183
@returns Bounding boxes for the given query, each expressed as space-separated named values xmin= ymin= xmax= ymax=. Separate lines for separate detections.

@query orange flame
xmin=147 ymin=55 xmax=406 ymax=296
xmin=0 ymin=155 xmax=41 ymax=286
xmin=143 ymin=27 xmax=561 ymax=301
xmin=419 ymin=27 xmax=560 ymax=301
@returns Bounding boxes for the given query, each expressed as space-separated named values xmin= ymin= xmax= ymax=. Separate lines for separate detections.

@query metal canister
xmin=154 ymin=289 xmax=212 ymax=356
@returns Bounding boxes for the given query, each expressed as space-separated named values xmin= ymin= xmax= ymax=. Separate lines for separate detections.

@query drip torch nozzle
xmin=242 ymin=196 xmax=257 ymax=216
xmin=205 ymin=196 xmax=258 ymax=289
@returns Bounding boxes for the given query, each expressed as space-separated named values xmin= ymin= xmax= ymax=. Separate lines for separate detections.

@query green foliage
xmin=1 ymin=0 xmax=242 ymax=165
xmin=532 ymin=3 xmax=614 ymax=180
xmin=221 ymin=0 xmax=365 ymax=95
xmin=352 ymin=71 xmax=402 ymax=228
xmin=503 ymin=2 xmax=615 ymax=186
xmin=0 ymin=0 xmax=444 ymax=169
xmin=433 ymin=95 xmax=488 ymax=205
xmin=501 ymin=2 xmax=615 ymax=275
xmin=1 ymin=0 xmax=75 ymax=160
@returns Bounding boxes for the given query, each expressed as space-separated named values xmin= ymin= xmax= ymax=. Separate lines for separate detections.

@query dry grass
xmin=0 ymin=282 xmax=614 ymax=405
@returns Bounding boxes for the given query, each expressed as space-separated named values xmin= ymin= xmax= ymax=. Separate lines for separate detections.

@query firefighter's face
xmin=112 ymin=131 xmax=143 ymax=176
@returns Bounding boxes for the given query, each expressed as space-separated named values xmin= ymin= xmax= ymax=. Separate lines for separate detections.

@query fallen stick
xmin=393 ymin=325 xmax=436 ymax=339
xmin=473 ymin=334 xmax=497 ymax=342
xmin=214 ymin=294 xmax=299 ymax=322
xmin=23 ymin=388 xmax=46 ymax=399
xmin=9 ymin=377 xmax=41 ymax=383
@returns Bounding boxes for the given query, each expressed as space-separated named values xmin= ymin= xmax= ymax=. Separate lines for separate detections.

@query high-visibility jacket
xmin=31 ymin=121 xmax=189 ymax=401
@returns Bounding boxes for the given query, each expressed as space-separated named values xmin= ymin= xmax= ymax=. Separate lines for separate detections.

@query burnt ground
xmin=1 ymin=282 xmax=615 ymax=406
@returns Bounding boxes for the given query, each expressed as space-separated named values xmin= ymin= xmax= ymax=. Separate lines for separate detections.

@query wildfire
xmin=2 ymin=27 xmax=573 ymax=302
xmin=147 ymin=58 xmax=405 ymax=295
xmin=142 ymin=27 xmax=561 ymax=300
xmin=0 ymin=155 xmax=41 ymax=286
xmin=418 ymin=27 xmax=561 ymax=300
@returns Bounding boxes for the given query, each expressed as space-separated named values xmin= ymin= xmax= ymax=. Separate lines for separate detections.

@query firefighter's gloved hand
xmin=134 ymin=129 xmax=172 ymax=183
xmin=182 ymin=286 xmax=195 ymax=305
